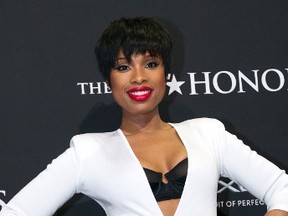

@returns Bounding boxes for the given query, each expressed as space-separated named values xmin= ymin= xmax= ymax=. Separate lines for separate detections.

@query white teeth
xmin=129 ymin=90 xmax=150 ymax=96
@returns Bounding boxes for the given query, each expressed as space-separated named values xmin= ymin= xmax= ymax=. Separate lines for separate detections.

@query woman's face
xmin=110 ymin=50 xmax=166 ymax=116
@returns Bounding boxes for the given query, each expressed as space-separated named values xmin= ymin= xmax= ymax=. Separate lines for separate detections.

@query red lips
xmin=127 ymin=86 xmax=153 ymax=102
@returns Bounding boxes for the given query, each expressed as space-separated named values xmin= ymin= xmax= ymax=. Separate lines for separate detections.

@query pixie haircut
xmin=95 ymin=17 xmax=172 ymax=83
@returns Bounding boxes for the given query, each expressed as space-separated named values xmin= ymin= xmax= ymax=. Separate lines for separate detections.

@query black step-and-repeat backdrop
xmin=1 ymin=1 xmax=287 ymax=215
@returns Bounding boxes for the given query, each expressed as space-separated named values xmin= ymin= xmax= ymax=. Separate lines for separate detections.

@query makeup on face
xmin=113 ymin=52 xmax=163 ymax=73
xmin=127 ymin=86 xmax=153 ymax=102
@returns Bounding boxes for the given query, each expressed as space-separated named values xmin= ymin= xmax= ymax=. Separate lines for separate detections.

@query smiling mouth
xmin=127 ymin=87 xmax=152 ymax=102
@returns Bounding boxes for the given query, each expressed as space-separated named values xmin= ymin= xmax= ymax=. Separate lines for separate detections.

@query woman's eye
xmin=146 ymin=61 xmax=159 ymax=68
xmin=115 ymin=65 xmax=130 ymax=71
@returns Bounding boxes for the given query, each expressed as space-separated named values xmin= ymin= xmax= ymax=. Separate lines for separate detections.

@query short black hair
xmin=95 ymin=17 xmax=172 ymax=83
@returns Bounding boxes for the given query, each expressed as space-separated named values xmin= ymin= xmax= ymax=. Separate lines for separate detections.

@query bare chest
xmin=125 ymin=128 xmax=187 ymax=174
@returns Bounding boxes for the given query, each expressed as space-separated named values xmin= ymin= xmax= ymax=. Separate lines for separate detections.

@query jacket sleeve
xmin=214 ymin=119 xmax=288 ymax=212
xmin=0 ymin=137 xmax=81 ymax=216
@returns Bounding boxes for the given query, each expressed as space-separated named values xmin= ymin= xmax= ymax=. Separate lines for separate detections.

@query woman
xmin=1 ymin=17 xmax=288 ymax=216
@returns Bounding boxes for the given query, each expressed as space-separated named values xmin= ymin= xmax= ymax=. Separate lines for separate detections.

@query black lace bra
xmin=143 ymin=158 xmax=188 ymax=202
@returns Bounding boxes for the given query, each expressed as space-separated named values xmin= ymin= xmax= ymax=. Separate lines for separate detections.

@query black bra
xmin=143 ymin=158 xmax=188 ymax=202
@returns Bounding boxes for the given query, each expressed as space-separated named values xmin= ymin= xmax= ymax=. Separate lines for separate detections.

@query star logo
xmin=166 ymin=74 xmax=185 ymax=95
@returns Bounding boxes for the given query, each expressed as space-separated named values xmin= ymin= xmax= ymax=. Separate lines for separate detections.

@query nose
xmin=130 ymin=67 xmax=147 ymax=85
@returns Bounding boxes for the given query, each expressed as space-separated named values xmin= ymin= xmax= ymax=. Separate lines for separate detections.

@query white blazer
xmin=1 ymin=118 xmax=288 ymax=215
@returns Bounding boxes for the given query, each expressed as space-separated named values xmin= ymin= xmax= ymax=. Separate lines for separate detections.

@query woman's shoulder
xmin=68 ymin=129 xmax=121 ymax=155
xmin=71 ymin=130 xmax=119 ymax=144
xmin=173 ymin=117 xmax=225 ymax=129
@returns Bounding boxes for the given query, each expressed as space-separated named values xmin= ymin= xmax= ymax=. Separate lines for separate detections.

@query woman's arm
xmin=213 ymin=119 xmax=288 ymax=213
xmin=0 ymin=146 xmax=80 ymax=216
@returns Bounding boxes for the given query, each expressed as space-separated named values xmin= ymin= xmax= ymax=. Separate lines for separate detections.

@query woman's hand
xmin=265 ymin=210 xmax=288 ymax=216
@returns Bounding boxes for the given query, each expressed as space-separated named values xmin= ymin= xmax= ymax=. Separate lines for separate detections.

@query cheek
xmin=110 ymin=74 xmax=121 ymax=91
xmin=110 ymin=83 xmax=121 ymax=98
xmin=156 ymin=73 xmax=166 ymax=90
xmin=110 ymin=78 xmax=126 ymax=103
xmin=110 ymin=87 xmax=123 ymax=107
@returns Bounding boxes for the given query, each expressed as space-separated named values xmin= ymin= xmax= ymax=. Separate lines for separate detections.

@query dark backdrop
xmin=1 ymin=1 xmax=287 ymax=215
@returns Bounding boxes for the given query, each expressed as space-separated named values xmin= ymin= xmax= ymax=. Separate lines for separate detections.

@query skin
xmin=109 ymin=51 xmax=288 ymax=216
xmin=265 ymin=210 xmax=288 ymax=216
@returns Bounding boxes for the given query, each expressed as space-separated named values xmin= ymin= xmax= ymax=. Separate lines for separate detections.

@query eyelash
xmin=114 ymin=61 xmax=160 ymax=72
xmin=115 ymin=65 xmax=130 ymax=71
xmin=146 ymin=61 xmax=159 ymax=68
xmin=114 ymin=61 xmax=159 ymax=72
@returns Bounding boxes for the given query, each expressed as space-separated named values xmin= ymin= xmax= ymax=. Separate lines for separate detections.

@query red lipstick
xmin=127 ymin=86 xmax=152 ymax=102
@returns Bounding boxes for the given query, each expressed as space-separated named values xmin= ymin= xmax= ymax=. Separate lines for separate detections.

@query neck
xmin=120 ymin=108 xmax=168 ymax=135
